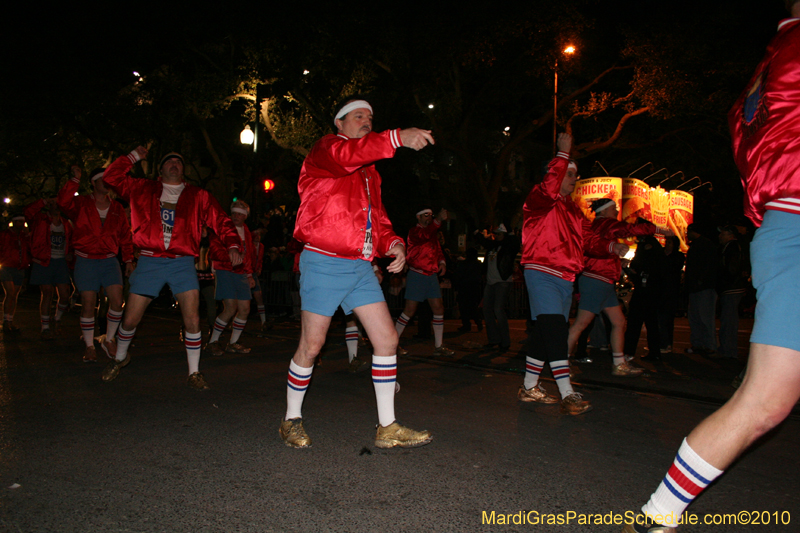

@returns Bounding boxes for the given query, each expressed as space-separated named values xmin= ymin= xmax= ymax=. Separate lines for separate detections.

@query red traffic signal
xmin=263 ymin=179 xmax=275 ymax=193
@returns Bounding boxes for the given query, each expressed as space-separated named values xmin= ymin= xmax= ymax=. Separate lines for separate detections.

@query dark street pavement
xmin=1 ymin=294 xmax=798 ymax=532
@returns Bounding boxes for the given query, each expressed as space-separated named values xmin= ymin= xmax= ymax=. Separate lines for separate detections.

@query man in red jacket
xmin=394 ymin=207 xmax=454 ymax=356
xmin=25 ymin=198 xmax=72 ymax=340
xmin=100 ymin=146 xmax=242 ymax=390
xmin=623 ymin=3 xmax=800 ymax=531
xmin=58 ymin=166 xmax=134 ymax=363
xmin=204 ymin=200 xmax=255 ymax=355
xmin=281 ymin=97 xmax=434 ymax=450
xmin=0 ymin=214 xmax=30 ymax=333
xmin=567 ymin=198 xmax=653 ymax=376
xmin=519 ymin=133 xmax=620 ymax=416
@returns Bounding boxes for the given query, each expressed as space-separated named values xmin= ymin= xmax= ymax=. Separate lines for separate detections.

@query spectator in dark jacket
xmin=658 ymin=236 xmax=685 ymax=354
xmin=476 ymin=224 xmax=520 ymax=351
xmin=715 ymin=226 xmax=748 ymax=358
xmin=684 ymin=224 xmax=718 ymax=355
xmin=623 ymin=235 xmax=666 ymax=360
xmin=454 ymin=248 xmax=483 ymax=332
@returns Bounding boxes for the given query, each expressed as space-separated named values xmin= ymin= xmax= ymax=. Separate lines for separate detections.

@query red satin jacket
xmin=582 ymin=217 xmax=655 ymax=285
xmin=104 ymin=152 xmax=241 ymax=258
xmin=407 ymin=219 xmax=444 ymax=275
xmin=25 ymin=200 xmax=72 ymax=266
xmin=293 ymin=130 xmax=405 ymax=261
xmin=57 ymin=178 xmax=133 ymax=262
xmin=730 ymin=18 xmax=800 ymax=226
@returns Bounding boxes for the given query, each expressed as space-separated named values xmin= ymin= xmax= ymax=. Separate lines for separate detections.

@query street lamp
xmin=553 ymin=45 xmax=577 ymax=156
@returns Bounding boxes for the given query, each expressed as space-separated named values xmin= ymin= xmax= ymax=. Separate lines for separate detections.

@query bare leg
xmin=567 ymin=309 xmax=596 ymax=356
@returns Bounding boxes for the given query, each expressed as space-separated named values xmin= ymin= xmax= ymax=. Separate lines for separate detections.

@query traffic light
xmin=263 ymin=179 xmax=275 ymax=193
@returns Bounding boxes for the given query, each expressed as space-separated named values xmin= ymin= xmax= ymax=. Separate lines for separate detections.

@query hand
xmin=438 ymin=261 xmax=447 ymax=276
xmin=612 ymin=243 xmax=629 ymax=257
xmin=248 ymin=276 xmax=256 ymax=289
xmin=556 ymin=132 xmax=573 ymax=155
xmin=125 ymin=262 xmax=135 ymax=277
xmin=229 ymin=249 xmax=243 ymax=266
xmin=134 ymin=145 xmax=148 ymax=160
xmin=71 ymin=165 xmax=82 ymax=180
xmin=399 ymin=128 xmax=435 ymax=151
xmin=658 ymin=226 xmax=675 ymax=237
xmin=436 ymin=208 xmax=448 ymax=222
xmin=386 ymin=244 xmax=406 ymax=274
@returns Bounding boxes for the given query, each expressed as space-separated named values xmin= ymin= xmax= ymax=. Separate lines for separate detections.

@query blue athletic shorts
xmin=251 ymin=276 xmax=262 ymax=293
xmin=129 ymin=255 xmax=198 ymax=298
xmin=524 ymin=269 xmax=574 ymax=320
xmin=577 ymin=275 xmax=619 ymax=314
xmin=30 ymin=258 xmax=71 ymax=286
xmin=215 ymin=269 xmax=251 ymax=301
xmin=750 ymin=210 xmax=800 ymax=352
xmin=74 ymin=256 xmax=123 ymax=292
xmin=404 ymin=270 xmax=442 ymax=302
xmin=0 ymin=267 xmax=25 ymax=286
xmin=299 ymin=250 xmax=385 ymax=316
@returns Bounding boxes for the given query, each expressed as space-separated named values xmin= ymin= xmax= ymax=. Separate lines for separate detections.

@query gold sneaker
xmin=374 ymin=422 xmax=432 ymax=449
xmin=187 ymin=372 xmax=210 ymax=390
xmin=280 ymin=418 xmax=311 ymax=448
xmin=225 ymin=342 xmax=251 ymax=354
xmin=612 ymin=361 xmax=645 ymax=377
xmin=517 ymin=384 xmax=559 ymax=404
xmin=433 ymin=345 xmax=455 ymax=356
xmin=82 ymin=345 xmax=97 ymax=364
xmin=102 ymin=353 xmax=130 ymax=382
xmin=204 ymin=341 xmax=225 ymax=356
xmin=561 ymin=392 xmax=592 ymax=415
xmin=96 ymin=334 xmax=117 ymax=359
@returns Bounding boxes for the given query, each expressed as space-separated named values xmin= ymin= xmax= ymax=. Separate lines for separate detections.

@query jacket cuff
xmin=556 ymin=151 xmax=570 ymax=160
xmin=389 ymin=129 xmax=402 ymax=149
xmin=127 ymin=151 xmax=141 ymax=164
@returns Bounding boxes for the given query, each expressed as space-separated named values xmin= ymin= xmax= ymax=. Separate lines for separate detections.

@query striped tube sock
xmin=642 ymin=438 xmax=723 ymax=526
xmin=345 ymin=326 xmax=359 ymax=363
xmin=551 ymin=360 xmax=574 ymax=399
xmin=184 ymin=331 xmax=203 ymax=374
xmin=115 ymin=326 xmax=136 ymax=362
xmin=41 ymin=315 xmax=50 ymax=332
xmin=230 ymin=318 xmax=247 ymax=344
xmin=523 ymin=357 xmax=545 ymax=389
xmin=257 ymin=305 xmax=266 ymax=324
xmin=210 ymin=317 xmax=227 ymax=343
xmin=80 ymin=317 xmax=95 ymax=347
xmin=55 ymin=303 xmax=68 ymax=321
xmin=433 ymin=314 xmax=444 ymax=348
xmin=372 ymin=355 xmax=397 ymax=427
xmin=286 ymin=360 xmax=313 ymax=420
xmin=612 ymin=352 xmax=625 ymax=366
xmin=106 ymin=309 xmax=123 ymax=340
xmin=395 ymin=313 xmax=410 ymax=337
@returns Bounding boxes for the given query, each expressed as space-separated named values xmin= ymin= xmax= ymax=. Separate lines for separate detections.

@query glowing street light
xmin=428 ymin=104 xmax=434 ymax=109
xmin=3 ymin=198 xmax=10 ymax=204
xmin=240 ymin=124 xmax=254 ymax=145
xmin=553 ymin=44 xmax=577 ymax=156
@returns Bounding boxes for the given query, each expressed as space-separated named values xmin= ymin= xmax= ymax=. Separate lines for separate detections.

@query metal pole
xmin=553 ymin=60 xmax=558 ymax=157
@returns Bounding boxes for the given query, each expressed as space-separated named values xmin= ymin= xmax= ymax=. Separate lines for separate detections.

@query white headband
xmin=416 ymin=209 xmax=433 ymax=217
xmin=567 ymin=161 xmax=578 ymax=171
xmin=91 ymin=170 xmax=105 ymax=182
xmin=334 ymin=100 xmax=373 ymax=124
xmin=12 ymin=216 xmax=25 ymax=221
xmin=232 ymin=207 xmax=248 ymax=217
xmin=593 ymin=200 xmax=615 ymax=214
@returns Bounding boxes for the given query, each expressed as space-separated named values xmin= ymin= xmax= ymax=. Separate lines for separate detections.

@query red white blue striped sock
xmin=210 ymin=317 xmax=227 ymax=343
xmin=257 ymin=305 xmax=266 ymax=324
xmin=642 ymin=438 xmax=722 ymax=526
xmin=372 ymin=355 xmax=397 ymax=427
xmin=551 ymin=360 xmax=574 ymax=398
xmin=433 ymin=314 xmax=444 ymax=348
xmin=55 ymin=302 xmax=68 ymax=321
xmin=286 ymin=360 xmax=313 ymax=420
xmin=523 ymin=357 xmax=545 ymax=389
xmin=80 ymin=317 xmax=95 ymax=347
xmin=395 ymin=313 xmax=410 ymax=337
xmin=106 ymin=309 xmax=123 ymax=340
xmin=115 ymin=326 xmax=136 ymax=362
xmin=345 ymin=326 xmax=359 ymax=363
xmin=230 ymin=318 xmax=247 ymax=344
xmin=41 ymin=315 xmax=50 ymax=332
xmin=184 ymin=331 xmax=202 ymax=374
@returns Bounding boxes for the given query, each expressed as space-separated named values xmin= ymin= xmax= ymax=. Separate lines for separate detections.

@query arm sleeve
xmin=117 ymin=205 xmax=134 ymax=263
xmin=57 ymin=177 xmax=80 ymax=220
xmin=103 ymin=152 xmax=140 ymax=201
xmin=600 ymin=219 xmax=656 ymax=240
xmin=311 ymin=130 xmax=402 ymax=177
xmin=523 ymin=153 xmax=570 ymax=215
xmin=201 ymin=192 xmax=241 ymax=252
